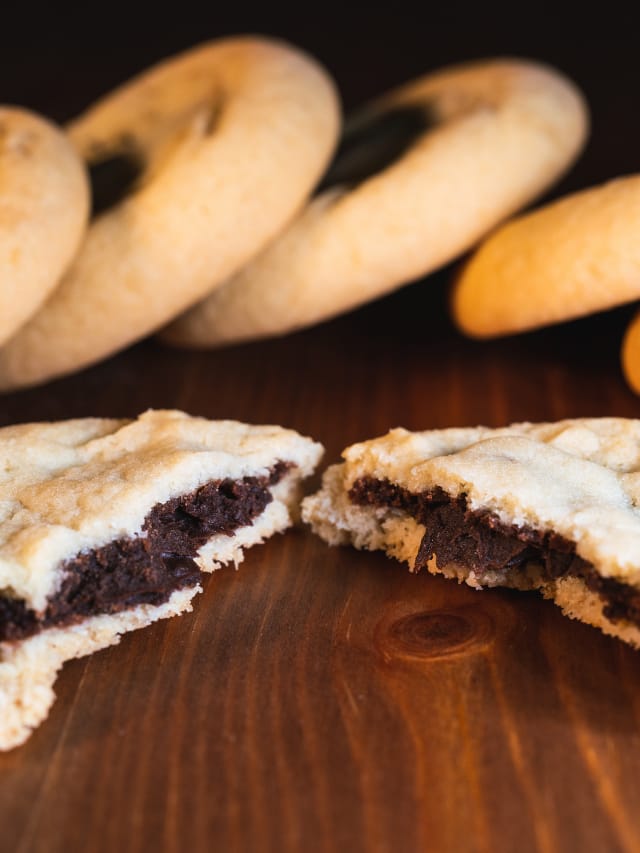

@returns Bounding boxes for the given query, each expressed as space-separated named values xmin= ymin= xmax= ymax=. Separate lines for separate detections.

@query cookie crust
xmin=0 ymin=107 xmax=89 ymax=345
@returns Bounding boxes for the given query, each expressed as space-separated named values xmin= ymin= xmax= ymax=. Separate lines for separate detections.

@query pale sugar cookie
xmin=0 ymin=107 xmax=88 ymax=345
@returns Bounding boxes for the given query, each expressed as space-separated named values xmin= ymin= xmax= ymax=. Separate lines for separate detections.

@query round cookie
xmin=0 ymin=37 xmax=340 ymax=390
xmin=621 ymin=312 xmax=640 ymax=395
xmin=161 ymin=57 xmax=588 ymax=349
xmin=0 ymin=107 xmax=88 ymax=345
xmin=452 ymin=175 xmax=640 ymax=338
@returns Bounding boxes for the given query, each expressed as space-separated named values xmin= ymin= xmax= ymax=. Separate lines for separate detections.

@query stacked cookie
xmin=1 ymin=38 xmax=613 ymax=390
xmin=162 ymin=57 xmax=588 ymax=349
xmin=0 ymin=37 xmax=340 ymax=389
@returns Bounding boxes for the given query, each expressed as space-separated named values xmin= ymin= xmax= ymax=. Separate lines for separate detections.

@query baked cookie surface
xmin=163 ymin=57 xmax=588 ymax=348
xmin=0 ymin=107 xmax=89 ymax=345
xmin=452 ymin=175 xmax=640 ymax=338
xmin=0 ymin=37 xmax=339 ymax=390
xmin=0 ymin=409 xmax=323 ymax=749
xmin=621 ymin=308 xmax=640 ymax=395
xmin=302 ymin=419 xmax=640 ymax=648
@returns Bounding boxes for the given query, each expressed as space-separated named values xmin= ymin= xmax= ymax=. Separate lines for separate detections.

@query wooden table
xmin=3 ymin=9 xmax=640 ymax=852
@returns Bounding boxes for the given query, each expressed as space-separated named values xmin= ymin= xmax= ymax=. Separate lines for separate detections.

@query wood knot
xmin=379 ymin=607 xmax=494 ymax=661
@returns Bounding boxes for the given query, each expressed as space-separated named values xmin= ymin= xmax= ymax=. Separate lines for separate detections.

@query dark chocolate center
xmin=0 ymin=463 xmax=289 ymax=643
xmin=316 ymin=103 xmax=437 ymax=193
xmin=349 ymin=478 xmax=640 ymax=628
xmin=88 ymin=149 xmax=144 ymax=217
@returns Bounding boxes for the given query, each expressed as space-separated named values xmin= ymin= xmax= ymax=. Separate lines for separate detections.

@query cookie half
xmin=302 ymin=419 xmax=640 ymax=648
xmin=452 ymin=175 xmax=640 ymax=338
xmin=0 ymin=107 xmax=89 ymax=344
xmin=0 ymin=37 xmax=339 ymax=390
xmin=0 ymin=410 xmax=322 ymax=749
xmin=162 ymin=57 xmax=587 ymax=348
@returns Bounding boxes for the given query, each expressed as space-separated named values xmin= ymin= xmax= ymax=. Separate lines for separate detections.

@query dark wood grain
xmin=2 ymin=7 xmax=640 ymax=852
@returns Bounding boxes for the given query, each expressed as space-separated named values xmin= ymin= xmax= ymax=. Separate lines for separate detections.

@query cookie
xmin=302 ymin=419 xmax=640 ymax=648
xmin=0 ymin=38 xmax=339 ymax=390
xmin=621 ymin=310 xmax=640 ymax=394
xmin=0 ymin=107 xmax=88 ymax=345
xmin=452 ymin=175 xmax=640 ymax=338
xmin=161 ymin=57 xmax=588 ymax=349
xmin=0 ymin=409 xmax=323 ymax=749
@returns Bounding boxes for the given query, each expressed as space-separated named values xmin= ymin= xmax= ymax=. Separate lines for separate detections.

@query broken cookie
xmin=0 ymin=409 xmax=322 ymax=749
xmin=302 ymin=419 xmax=640 ymax=648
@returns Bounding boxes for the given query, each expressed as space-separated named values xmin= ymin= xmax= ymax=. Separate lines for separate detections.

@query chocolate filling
xmin=317 ymin=103 xmax=438 ymax=193
xmin=349 ymin=478 xmax=640 ymax=628
xmin=0 ymin=463 xmax=289 ymax=643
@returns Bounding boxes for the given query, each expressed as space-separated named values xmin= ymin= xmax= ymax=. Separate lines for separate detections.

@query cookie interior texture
xmin=349 ymin=478 xmax=640 ymax=632
xmin=0 ymin=464 xmax=287 ymax=643
xmin=0 ymin=409 xmax=323 ymax=750
xmin=0 ymin=409 xmax=323 ymax=610
xmin=302 ymin=419 xmax=640 ymax=648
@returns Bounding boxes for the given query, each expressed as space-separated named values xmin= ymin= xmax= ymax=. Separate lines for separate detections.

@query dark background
xmin=1 ymin=0 xmax=640 ymax=428
xmin=3 ymin=1 xmax=640 ymax=190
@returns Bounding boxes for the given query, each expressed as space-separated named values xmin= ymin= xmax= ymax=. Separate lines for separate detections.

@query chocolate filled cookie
xmin=0 ymin=410 xmax=323 ymax=749
xmin=303 ymin=419 xmax=640 ymax=648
